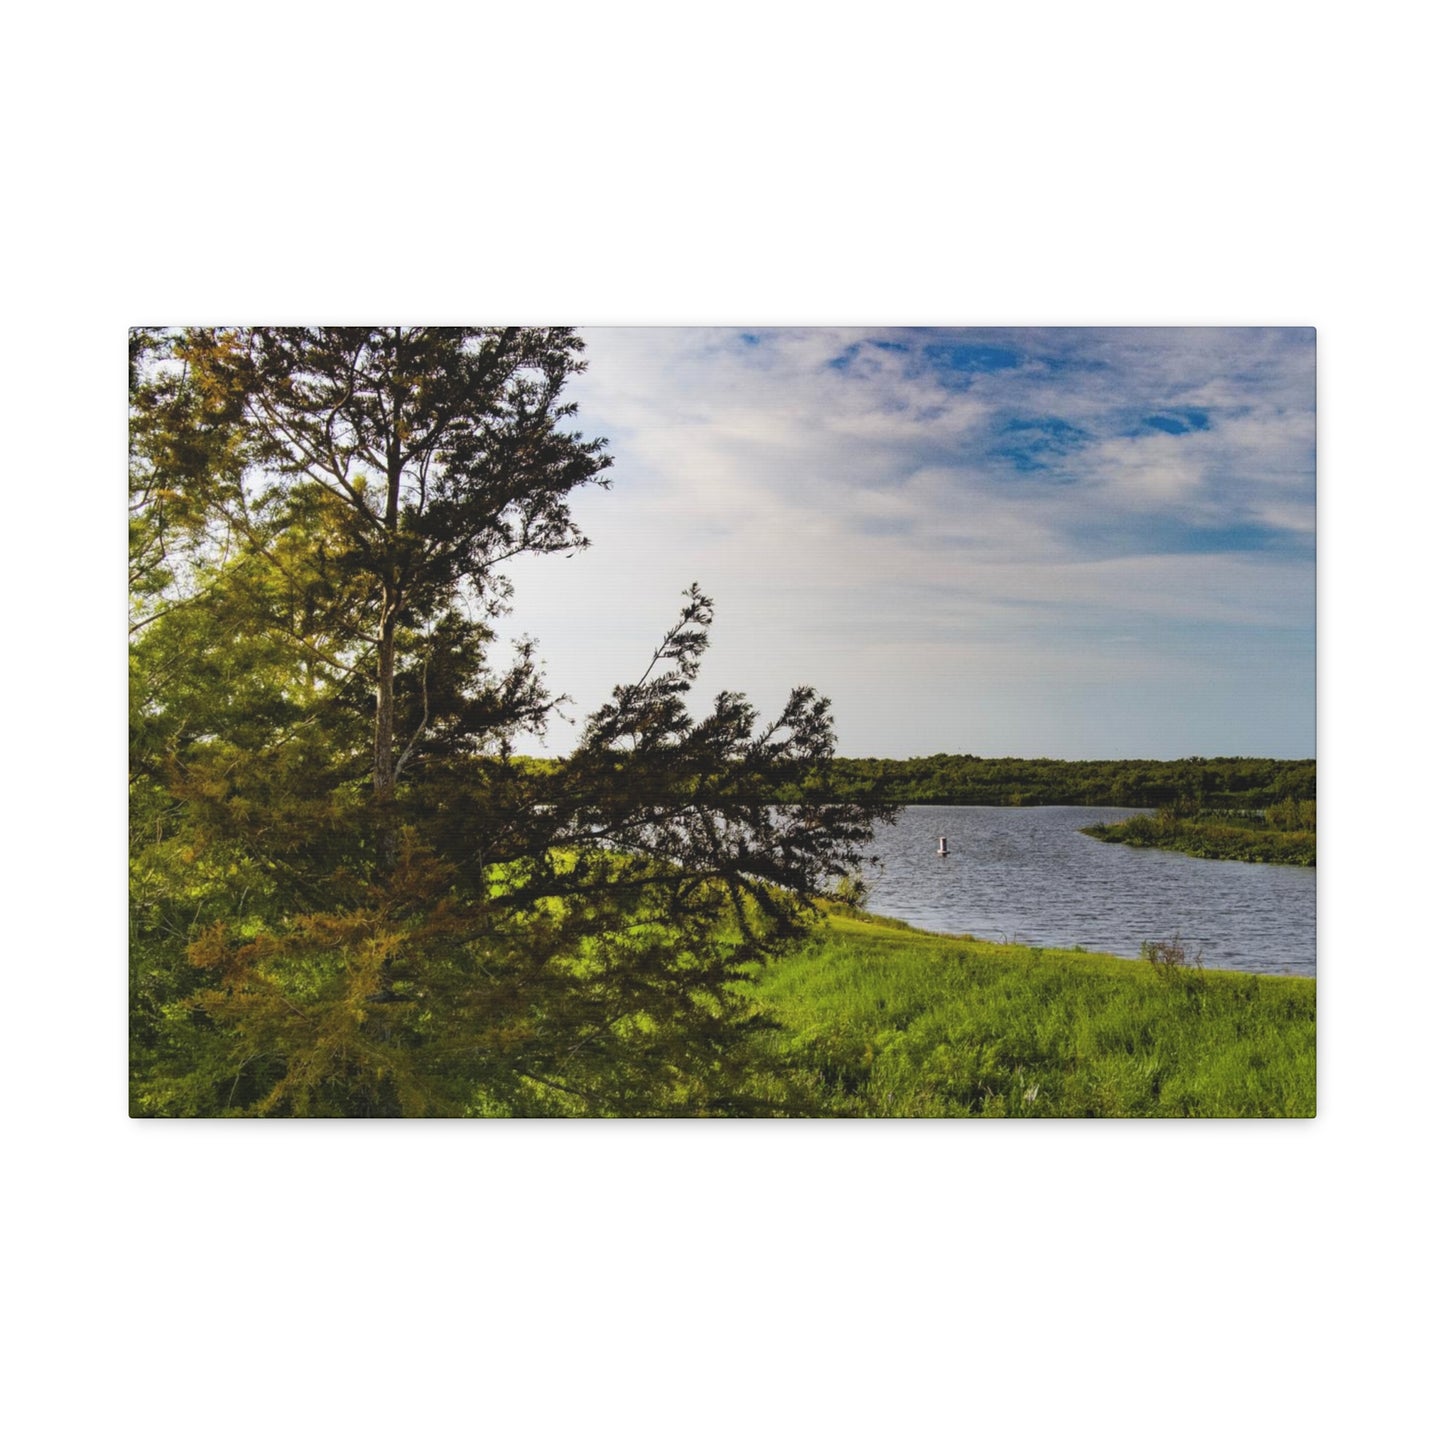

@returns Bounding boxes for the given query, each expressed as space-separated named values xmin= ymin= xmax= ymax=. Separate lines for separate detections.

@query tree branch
xmin=392 ymin=651 xmax=430 ymax=783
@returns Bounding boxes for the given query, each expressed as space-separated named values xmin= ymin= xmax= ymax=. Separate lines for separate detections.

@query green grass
xmin=744 ymin=910 xmax=1315 ymax=1117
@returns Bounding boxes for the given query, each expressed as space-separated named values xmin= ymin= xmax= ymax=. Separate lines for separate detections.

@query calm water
xmin=859 ymin=806 xmax=1316 ymax=977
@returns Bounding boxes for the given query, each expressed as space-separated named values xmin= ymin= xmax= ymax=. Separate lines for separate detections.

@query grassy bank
xmin=746 ymin=910 xmax=1315 ymax=1117
xmin=1081 ymin=805 xmax=1315 ymax=866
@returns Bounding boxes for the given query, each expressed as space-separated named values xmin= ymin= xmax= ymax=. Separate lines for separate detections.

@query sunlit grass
xmin=745 ymin=910 xmax=1315 ymax=1117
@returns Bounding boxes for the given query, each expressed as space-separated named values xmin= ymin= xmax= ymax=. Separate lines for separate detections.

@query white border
xmin=7 ymin=4 xmax=1437 ymax=1440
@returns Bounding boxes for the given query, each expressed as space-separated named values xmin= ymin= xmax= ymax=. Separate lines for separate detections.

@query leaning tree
xmin=130 ymin=328 xmax=892 ymax=1117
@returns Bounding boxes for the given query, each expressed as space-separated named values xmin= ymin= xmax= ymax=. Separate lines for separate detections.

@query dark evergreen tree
xmin=130 ymin=328 xmax=892 ymax=1117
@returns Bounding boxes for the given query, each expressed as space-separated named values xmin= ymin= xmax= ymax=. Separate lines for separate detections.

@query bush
xmin=1142 ymin=932 xmax=1205 ymax=979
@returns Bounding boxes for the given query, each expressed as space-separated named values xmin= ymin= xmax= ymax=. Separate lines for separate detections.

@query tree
xmin=129 ymin=329 xmax=893 ymax=1117
xmin=177 ymin=326 xmax=610 ymax=859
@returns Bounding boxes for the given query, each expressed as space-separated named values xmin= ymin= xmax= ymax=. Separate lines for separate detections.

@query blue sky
xmin=495 ymin=327 xmax=1315 ymax=760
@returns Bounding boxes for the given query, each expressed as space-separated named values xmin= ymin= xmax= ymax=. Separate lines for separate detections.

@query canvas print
xmin=128 ymin=327 xmax=1316 ymax=1118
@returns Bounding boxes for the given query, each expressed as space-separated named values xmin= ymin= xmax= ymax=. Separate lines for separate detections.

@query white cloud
xmin=493 ymin=327 xmax=1316 ymax=758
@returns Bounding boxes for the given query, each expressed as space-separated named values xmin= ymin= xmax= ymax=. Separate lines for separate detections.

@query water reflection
xmin=860 ymin=806 xmax=1316 ymax=976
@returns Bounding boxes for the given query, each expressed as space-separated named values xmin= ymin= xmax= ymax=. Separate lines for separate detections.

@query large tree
xmin=179 ymin=326 xmax=609 ymax=858
xmin=129 ymin=328 xmax=892 ymax=1117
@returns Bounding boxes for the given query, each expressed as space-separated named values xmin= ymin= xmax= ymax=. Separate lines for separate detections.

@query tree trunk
xmin=374 ymin=598 xmax=398 ymax=866
xmin=375 ymin=348 xmax=405 ymax=867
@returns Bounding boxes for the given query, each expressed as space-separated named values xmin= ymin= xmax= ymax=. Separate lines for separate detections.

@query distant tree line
xmin=771 ymin=755 xmax=1316 ymax=810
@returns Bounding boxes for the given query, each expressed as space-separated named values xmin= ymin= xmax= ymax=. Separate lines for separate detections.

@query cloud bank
xmin=493 ymin=327 xmax=1315 ymax=760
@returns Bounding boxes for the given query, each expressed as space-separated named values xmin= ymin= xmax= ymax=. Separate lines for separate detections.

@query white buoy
xmin=937 ymin=836 xmax=949 ymax=856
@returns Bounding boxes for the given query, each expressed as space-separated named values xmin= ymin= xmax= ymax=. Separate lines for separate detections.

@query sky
xmin=493 ymin=327 xmax=1316 ymax=761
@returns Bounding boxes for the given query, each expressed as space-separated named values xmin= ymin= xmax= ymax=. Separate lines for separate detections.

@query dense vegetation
xmin=130 ymin=328 xmax=890 ymax=1118
xmin=1082 ymin=800 xmax=1316 ymax=867
xmin=747 ymin=911 xmax=1316 ymax=1117
xmin=787 ymin=754 xmax=1315 ymax=809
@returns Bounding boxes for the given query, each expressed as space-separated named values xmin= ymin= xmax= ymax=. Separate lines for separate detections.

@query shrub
xmin=1142 ymin=932 xmax=1205 ymax=977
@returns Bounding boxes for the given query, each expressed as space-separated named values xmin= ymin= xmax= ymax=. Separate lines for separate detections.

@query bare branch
xmin=392 ymin=651 xmax=430 ymax=784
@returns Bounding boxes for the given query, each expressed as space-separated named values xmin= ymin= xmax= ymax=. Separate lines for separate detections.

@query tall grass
xmin=744 ymin=911 xmax=1315 ymax=1117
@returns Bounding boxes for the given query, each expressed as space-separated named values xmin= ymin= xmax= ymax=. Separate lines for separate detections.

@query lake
xmin=858 ymin=806 xmax=1316 ymax=977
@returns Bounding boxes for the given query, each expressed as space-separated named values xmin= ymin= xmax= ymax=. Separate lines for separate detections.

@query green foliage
xmin=170 ymin=326 xmax=615 ymax=819
xmin=128 ymin=327 xmax=250 ymax=621
xmin=793 ymin=755 xmax=1316 ymax=810
xmin=130 ymin=331 xmax=892 ymax=1115
xmin=1265 ymin=798 xmax=1315 ymax=831
xmin=746 ymin=914 xmax=1316 ymax=1118
xmin=131 ymin=576 xmax=889 ymax=1115
xmin=1082 ymin=806 xmax=1315 ymax=866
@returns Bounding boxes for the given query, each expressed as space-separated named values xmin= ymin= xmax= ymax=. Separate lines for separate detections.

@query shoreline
xmin=819 ymin=902 xmax=1316 ymax=980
